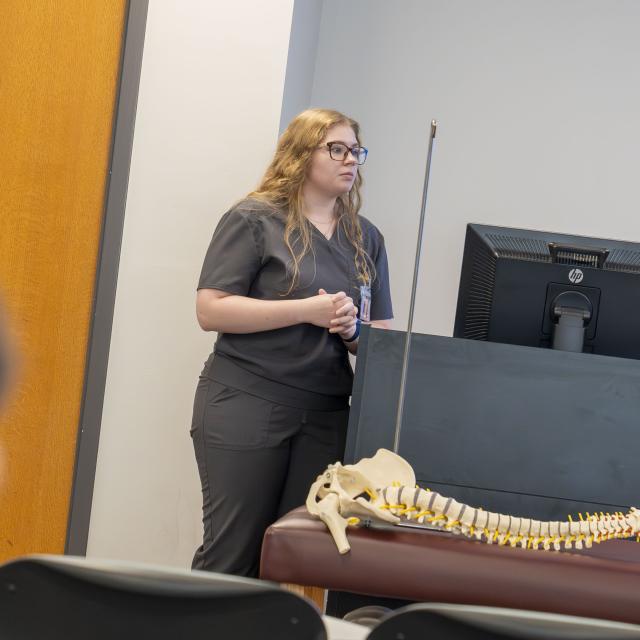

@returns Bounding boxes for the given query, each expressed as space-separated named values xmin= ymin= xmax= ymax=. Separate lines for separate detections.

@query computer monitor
xmin=454 ymin=223 xmax=640 ymax=359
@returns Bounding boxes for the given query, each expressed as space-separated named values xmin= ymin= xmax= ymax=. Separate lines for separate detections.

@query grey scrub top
xmin=198 ymin=198 xmax=393 ymax=407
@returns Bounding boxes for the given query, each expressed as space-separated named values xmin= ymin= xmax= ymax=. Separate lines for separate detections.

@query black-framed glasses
xmin=322 ymin=141 xmax=368 ymax=165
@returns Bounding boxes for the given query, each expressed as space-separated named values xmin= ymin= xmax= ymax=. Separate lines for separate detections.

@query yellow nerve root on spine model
xmin=305 ymin=449 xmax=640 ymax=554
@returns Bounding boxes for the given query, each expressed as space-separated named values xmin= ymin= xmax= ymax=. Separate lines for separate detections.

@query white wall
xmin=279 ymin=0 xmax=324 ymax=133
xmin=310 ymin=0 xmax=640 ymax=335
xmin=87 ymin=0 xmax=294 ymax=567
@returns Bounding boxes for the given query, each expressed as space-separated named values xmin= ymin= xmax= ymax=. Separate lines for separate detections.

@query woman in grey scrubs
xmin=191 ymin=108 xmax=393 ymax=577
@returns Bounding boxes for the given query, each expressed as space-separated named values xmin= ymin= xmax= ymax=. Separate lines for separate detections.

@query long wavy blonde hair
xmin=248 ymin=108 xmax=374 ymax=295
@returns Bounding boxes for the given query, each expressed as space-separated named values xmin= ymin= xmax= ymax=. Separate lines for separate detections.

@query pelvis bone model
xmin=306 ymin=449 xmax=640 ymax=554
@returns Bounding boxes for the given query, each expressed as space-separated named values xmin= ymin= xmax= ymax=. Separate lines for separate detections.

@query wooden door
xmin=0 ymin=0 xmax=128 ymax=561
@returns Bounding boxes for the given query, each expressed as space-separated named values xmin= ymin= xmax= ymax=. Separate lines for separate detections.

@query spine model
xmin=305 ymin=449 xmax=640 ymax=554
xmin=378 ymin=485 xmax=640 ymax=551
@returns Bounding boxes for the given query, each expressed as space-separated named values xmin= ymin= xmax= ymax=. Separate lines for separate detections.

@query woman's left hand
xmin=318 ymin=289 xmax=358 ymax=340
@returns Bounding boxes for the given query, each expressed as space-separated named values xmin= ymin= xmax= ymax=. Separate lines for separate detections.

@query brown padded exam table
xmin=260 ymin=507 xmax=640 ymax=624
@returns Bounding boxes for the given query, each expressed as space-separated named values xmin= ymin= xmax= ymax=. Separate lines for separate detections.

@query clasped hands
xmin=306 ymin=288 xmax=358 ymax=341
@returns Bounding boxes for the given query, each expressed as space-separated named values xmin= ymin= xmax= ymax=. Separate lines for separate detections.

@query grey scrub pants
xmin=190 ymin=376 xmax=349 ymax=578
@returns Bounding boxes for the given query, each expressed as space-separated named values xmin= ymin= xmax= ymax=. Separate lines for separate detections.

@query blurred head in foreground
xmin=0 ymin=303 xmax=17 ymax=486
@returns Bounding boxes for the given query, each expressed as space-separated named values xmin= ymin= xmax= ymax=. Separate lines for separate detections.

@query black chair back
xmin=367 ymin=602 xmax=640 ymax=639
xmin=0 ymin=555 xmax=326 ymax=640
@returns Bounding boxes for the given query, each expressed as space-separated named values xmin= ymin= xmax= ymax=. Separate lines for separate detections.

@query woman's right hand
xmin=301 ymin=291 xmax=351 ymax=328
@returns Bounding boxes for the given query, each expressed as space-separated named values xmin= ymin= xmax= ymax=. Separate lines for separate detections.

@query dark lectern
xmin=346 ymin=325 xmax=640 ymax=521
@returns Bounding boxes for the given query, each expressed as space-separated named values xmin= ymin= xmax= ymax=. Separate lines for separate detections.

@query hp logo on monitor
xmin=568 ymin=268 xmax=584 ymax=284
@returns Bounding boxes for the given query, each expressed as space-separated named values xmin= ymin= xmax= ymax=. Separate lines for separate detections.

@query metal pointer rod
xmin=392 ymin=119 xmax=438 ymax=454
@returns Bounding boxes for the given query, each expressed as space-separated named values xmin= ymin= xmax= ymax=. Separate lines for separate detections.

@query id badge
xmin=359 ymin=284 xmax=371 ymax=323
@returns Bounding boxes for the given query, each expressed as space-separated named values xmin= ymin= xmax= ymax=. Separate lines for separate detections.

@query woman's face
xmin=306 ymin=123 xmax=359 ymax=199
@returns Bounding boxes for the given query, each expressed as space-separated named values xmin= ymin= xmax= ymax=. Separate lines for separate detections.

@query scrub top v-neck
xmin=197 ymin=198 xmax=393 ymax=409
